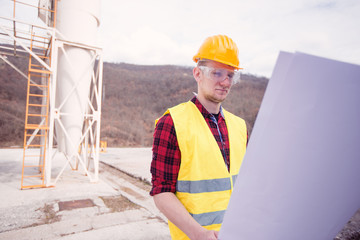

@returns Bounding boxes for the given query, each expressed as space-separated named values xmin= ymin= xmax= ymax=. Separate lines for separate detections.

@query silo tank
xmin=55 ymin=0 xmax=101 ymax=157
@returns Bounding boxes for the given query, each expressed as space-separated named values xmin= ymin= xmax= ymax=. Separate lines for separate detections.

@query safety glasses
xmin=198 ymin=66 xmax=241 ymax=84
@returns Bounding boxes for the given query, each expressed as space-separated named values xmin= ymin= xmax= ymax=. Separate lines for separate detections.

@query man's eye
xmin=212 ymin=71 xmax=223 ymax=77
xmin=228 ymin=73 xmax=234 ymax=79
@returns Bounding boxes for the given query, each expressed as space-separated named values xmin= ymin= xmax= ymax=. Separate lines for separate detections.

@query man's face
xmin=195 ymin=60 xmax=236 ymax=104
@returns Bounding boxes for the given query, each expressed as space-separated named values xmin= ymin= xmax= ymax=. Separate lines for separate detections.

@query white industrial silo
xmin=1 ymin=0 xmax=103 ymax=188
xmin=54 ymin=0 xmax=101 ymax=159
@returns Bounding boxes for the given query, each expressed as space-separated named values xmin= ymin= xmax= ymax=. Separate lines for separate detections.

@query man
xmin=150 ymin=35 xmax=247 ymax=240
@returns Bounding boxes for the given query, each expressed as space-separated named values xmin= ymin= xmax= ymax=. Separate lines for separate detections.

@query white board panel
xmin=220 ymin=52 xmax=360 ymax=240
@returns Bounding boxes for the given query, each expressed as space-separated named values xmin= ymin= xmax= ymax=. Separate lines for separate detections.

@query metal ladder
xmin=21 ymin=27 xmax=52 ymax=189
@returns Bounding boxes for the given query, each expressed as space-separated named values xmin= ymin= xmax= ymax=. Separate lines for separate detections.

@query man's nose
xmin=220 ymin=76 xmax=232 ymax=86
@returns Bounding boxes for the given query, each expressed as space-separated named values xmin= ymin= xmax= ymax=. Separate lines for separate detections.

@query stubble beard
xmin=204 ymin=91 xmax=228 ymax=104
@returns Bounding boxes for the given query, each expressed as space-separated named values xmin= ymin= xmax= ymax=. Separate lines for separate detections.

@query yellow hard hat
xmin=193 ymin=35 xmax=242 ymax=70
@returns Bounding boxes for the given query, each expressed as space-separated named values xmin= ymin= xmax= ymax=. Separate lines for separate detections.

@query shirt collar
xmin=191 ymin=96 xmax=225 ymax=120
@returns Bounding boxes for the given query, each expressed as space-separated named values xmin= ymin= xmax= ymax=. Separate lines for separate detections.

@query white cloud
xmin=98 ymin=0 xmax=360 ymax=77
xmin=102 ymin=26 xmax=193 ymax=65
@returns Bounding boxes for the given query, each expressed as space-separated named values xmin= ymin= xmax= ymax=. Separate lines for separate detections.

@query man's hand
xmin=191 ymin=228 xmax=219 ymax=240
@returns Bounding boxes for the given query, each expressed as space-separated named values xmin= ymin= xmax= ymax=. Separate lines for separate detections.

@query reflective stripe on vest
xmin=176 ymin=175 xmax=238 ymax=193
xmin=190 ymin=210 xmax=226 ymax=226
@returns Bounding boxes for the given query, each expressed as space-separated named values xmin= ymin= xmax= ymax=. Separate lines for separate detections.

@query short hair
xmin=197 ymin=59 xmax=210 ymax=67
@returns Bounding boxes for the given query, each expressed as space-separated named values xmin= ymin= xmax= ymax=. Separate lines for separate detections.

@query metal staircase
xmin=21 ymin=26 xmax=53 ymax=189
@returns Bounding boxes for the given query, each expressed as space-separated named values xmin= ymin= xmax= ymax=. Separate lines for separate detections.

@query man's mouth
xmin=216 ymin=88 xmax=228 ymax=93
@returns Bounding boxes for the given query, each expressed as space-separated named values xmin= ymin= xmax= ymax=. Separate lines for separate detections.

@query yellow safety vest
xmin=160 ymin=101 xmax=247 ymax=240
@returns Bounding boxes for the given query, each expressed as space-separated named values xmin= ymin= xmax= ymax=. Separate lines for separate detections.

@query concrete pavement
xmin=0 ymin=148 xmax=171 ymax=240
xmin=100 ymin=148 xmax=152 ymax=184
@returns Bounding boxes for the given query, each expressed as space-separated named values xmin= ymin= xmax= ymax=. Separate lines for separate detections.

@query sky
xmin=98 ymin=0 xmax=360 ymax=77
xmin=1 ymin=0 xmax=360 ymax=77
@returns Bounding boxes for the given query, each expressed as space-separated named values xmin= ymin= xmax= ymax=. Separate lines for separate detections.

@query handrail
xmin=0 ymin=16 xmax=53 ymax=31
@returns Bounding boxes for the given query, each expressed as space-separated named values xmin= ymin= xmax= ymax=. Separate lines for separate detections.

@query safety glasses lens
xmin=199 ymin=66 xmax=240 ymax=84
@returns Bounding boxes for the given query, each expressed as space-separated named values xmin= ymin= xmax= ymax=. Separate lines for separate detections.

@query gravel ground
xmin=0 ymin=203 xmax=43 ymax=232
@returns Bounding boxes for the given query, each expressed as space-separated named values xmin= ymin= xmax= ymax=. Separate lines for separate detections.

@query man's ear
xmin=193 ymin=67 xmax=201 ymax=83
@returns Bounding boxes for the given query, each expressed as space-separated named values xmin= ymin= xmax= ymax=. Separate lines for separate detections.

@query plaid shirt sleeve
xmin=150 ymin=113 xmax=181 ymax=196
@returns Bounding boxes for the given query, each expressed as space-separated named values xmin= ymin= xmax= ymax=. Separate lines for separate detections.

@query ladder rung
xmin=25 ymin=124 xmax=49 ymax=130
xmin=31 ymin=38 xmax=48 ymax=43
xmin=31 ymin=45 xmax=47 ymax=50
xmin=25 ymin=134 xmax=46 ymax=137
xmin=21 ymin=184 xmax=46 ymax=189
xmin=27 ymin=113 xmax=47 ymax=117
xmin=23 ymin=165 xmax=44 ymax=168
xmin=29 ymin=84 xmax=48 ymax=88
xmin=28 ymin=103 xmax=47 ymax=107
xmin=26 ymin=144 xmax=45 ymax=147
xmin=31 ymin=34 xmax=48 ymax=40
xmin=31 ymin=63 xmax=42 ymax=67
xmin=29 ymin=73 xmax=45 ymax=78
xmin=29 ymin=93 xmax=46 ymax=97
xmin=29 ymin=68 xmax=51 ymax=74
xmin=23 ymin=175 xmax=43 ymax=178
xmin=29 ymin=68 xmax=50 ymax=74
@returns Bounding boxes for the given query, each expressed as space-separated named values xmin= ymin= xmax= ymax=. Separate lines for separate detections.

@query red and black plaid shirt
xmin=150 ymin=96 xmax=245 ymax=196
